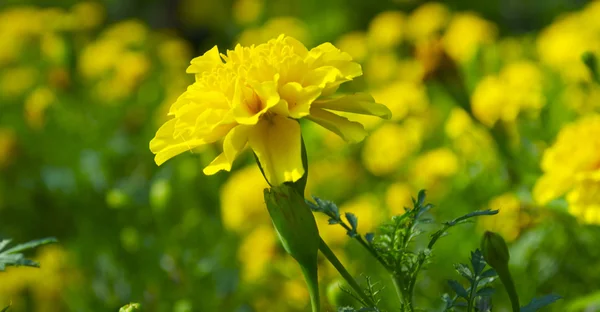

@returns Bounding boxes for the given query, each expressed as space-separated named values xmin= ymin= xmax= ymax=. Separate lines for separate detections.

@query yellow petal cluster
xmin=479 ymin=193 xmax=526 ymax=242
xmin=150 ymin=35 xmax=391 ymax=185
xmin=533 ymin=115 xmax=600 ymax=224
xmin=471 ymin=61 xmax=545 ymax=127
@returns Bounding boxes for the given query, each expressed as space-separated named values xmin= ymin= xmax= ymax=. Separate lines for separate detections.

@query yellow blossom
xmin=71 ymin=1 xmax=105 ymax=30
xmin=566 ymin=175 xmax=600 ymax=224
xmin=410 ymin=148 xmax=459 ymax=189
xmin=537 ymin=7 xmax=599 ymax=82
xmin=385 ymin=182 xmax=415 ymax=216
xmin=442 ymin=12 xmax=497 ymax=63
xmin=471 ymin=61 xmax=545 ymax=127
xmin=533 ymin=115 xmax=600 ymax=213
xmin=150 ymin=35 xmax=391 ymax=185
xmin=24 ymin=87 xmax=56 ymax=129
xmin=362 ymin=122 xmax=422 ymax=176
xmin=407 ymin=2 xmax=450 ymax=42
xmin=479 ymin=193 xmax=525 ymax=242
xmin=0 ymin=66 xmax=37 ymax=98
xmin=371 ymin=81 xmax=429 ymax=122
xmin=220 ymin=165 xmax=270 ymax=232
xmin=238 ymin=225 xmax=277 ymax=282
xmin=233 ymin=0 xmax=264 ymax=25
xmin=368 ymin=11 xmax=406 ymax=49
xmin=335 ymin=31 xmax=369 ymax=63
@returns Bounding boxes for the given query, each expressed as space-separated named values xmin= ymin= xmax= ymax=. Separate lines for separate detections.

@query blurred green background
xmin=1 ymin=0 xmax=600 ymax=311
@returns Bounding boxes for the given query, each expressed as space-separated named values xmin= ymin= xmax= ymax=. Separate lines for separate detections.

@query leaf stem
xmin=318 ymin=237 xmax=376 ymax=308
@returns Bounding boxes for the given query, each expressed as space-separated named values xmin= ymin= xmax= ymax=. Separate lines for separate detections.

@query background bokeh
xmin=1 ymin=0 xmax=600 ymax=311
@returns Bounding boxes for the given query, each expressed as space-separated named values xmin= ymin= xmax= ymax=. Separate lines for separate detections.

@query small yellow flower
xmin=479 ymin=193 xmax=525 ymax=242
xmin=442 ymin=12 xmax=497 ymax=63
xmin=533 ymin=115 xmax=600 ymax=219
xmin=406 ymin=2 xmax=450 ymax=42
xmin=368 ymin=11 xmax=406 ymax=49
xmin=410 ymin=148 xmax=459 ymax=188
xmin=150 ymin=35 xmax=391 ymax=185
xmin=361 ymin=122 xmax=422 ymax=176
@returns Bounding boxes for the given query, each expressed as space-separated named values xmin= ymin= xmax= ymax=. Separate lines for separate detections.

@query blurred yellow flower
xmin=362 ymin=122 xmax=422 ymax=176
xmin=537 ymin=6 xmax=599 ymax=82
xmin=471 ymin=61 xmax=545 ymax=127
xmin=407 ymin=2 xmax=450 ymax=42
xmin=368 ymin=11 xmax=406 ymax=49
xmin=371 ymin=81 xmax=429 ymax=122
xmin=0 ymin=66 xmax=37 ymax=97
xmin=233 ymin=0 xmax=264 ymax=25
xmin=442 ymin=12 xmax=497 ymax=63
xmin=71 ymin=1 xmax=105 ymax=30
xmin=479 ymin=193 xmax=525 ymax=242
xmin=364 ymin=51 xmax=399 ymax=86
xmin=24 ymin=87 xmax=56 ymax=129
xmin=150 ymin=35 xmax=391 ymax=185
xmin=410 ymin=148 xmax=459 ymax=189
xmin=533 ymin=115 xmax=600 ymax=223
xmin=220 ymin=166 xmax=270 ymax=232
xmin=238 ymin=225 xmax=277 ymax=282
xmin=335 ymin=31 xmax=369 ymax=63
xmin=445 ymin=107 xmax=497 ymax=166
xmin=385 ymin=182 xmax=415 ymax=216
xmin=566 ymin=175 xmax=600 ymax=224
xmin=561 ymin=83 xmax=600 ymax=114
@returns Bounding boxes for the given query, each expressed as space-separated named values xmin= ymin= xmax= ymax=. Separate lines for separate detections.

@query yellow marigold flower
xmin=537 ymin=9 xmax=598 ymax=82
xmin=233 ymin=0 xmax=263 ymax=25
xmin=471 ymin=61 xmax=545 ymax=127
xmin=479 ymin=193 xmax=525 ymax=242
xmin=371 ymin=81 xmax=429 ymax=122
xmin=71 ymin=1 xmax=105 ymax=30
xmin=442 ymin=12 xmax=497 ymax=63
xmin=385 ymin=182 xmax=415 ymax=216
xmin=150 ymin=35 xmax=391 ymax=185
xmin=368 ymin=11 xmax=406 ymax=49
xmin=361 ymin=121 xmax=423 ymax=176
xmin=407 ymin=2 xmax=450 ymax=42
xmin=238 ymin=225 xmax=277 ymax=282
xmin=410 ymin=148 xmax=459 ymax=188
xmin=335 ymin=31 xmax=369 ymax=63
xmin=24 ymin=87 xmax=56 ymax=129
xmin=533 ymin=115 xmax=600 ymax=213
xmin=220 ymin=166 xmax=270 ymax=232
xmin=566 ymin=175 xmax=600 ymax=224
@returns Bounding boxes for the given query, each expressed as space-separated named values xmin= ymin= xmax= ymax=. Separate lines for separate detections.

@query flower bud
xmin=481 ymin=231 xmax=510 ymax=270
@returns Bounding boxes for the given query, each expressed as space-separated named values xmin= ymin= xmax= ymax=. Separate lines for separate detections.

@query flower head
xmin=150 ymin=35 xmax=391 ymax=185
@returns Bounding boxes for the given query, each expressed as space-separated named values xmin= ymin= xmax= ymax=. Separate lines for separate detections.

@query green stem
xmin=498 ymin=266 xmax=520 ymax=312
xmin=392 ymin=275 xmax=413 ymax=311
xmin=466 ymin=280 xmax=479 ymax=312
xmin=318 ymin=237 xmax=376 ymax=307
xmin=300 ymin=265 xmax=321 ymax=312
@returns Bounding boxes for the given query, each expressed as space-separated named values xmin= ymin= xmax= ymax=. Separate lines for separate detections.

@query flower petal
xmin=280 ymin=82 xmax=322 ymax=118
xmin=186 ymin=46 xmax=222 ymax=75
xmin=203 ymin=125 xmax=250 ymax=175
xmin=313 ymin=93 xmax=392 ymax=119
xmin=233 ymin=79 xmax=282 ymax=125
xmin=532 ymin=172 xmax=575 ymax=205
xmin=306 ymin=107 xmax=367 ymax=143
xmin=150 ymin=119 xmax=207 ymax=165
xmin=248 ymin=116 xmax=304 ymax=185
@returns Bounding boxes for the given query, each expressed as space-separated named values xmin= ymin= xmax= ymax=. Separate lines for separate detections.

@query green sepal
xmin=481 ymin=231 xmax=520 ymax=312
xmin=264 ymin=184 xmax=321 ymax=312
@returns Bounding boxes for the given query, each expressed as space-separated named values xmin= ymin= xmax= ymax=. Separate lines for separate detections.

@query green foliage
xmin=520 ymin=295 xmax=562 ymax=312
xmin=443 ymin=249 xmax=498 ymax=312
xmin=119 ymin=303 xmax=141 ymax=312
xmin=0 ymin=237 xmax=57 ymax=271
xmin=311 ymin=190 xmax=500 ymax=312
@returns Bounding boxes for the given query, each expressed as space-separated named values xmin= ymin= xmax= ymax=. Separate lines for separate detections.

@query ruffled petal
xmin=532 ymin=172 xmax=575 ymax=205
xmin=248 ymin=116 xmax=304 ymax=185
xmin=306 ymin=107 xmax=367 ymax=143
xmin=279 ymin=82 xmax=321 ymax=118
xmin=203 ymin=125 xmax=250 ymax=174
xmin=150 ymin=119 xmax=207 ymax=165
xmin=186 ymin=46 xmax=222 ymax=75
xmin=313 ymin=93 xmax=392 ymax=119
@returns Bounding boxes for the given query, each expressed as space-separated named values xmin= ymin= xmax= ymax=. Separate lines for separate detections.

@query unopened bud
xmin=481 ymin=231 xmax=510 ymax=270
